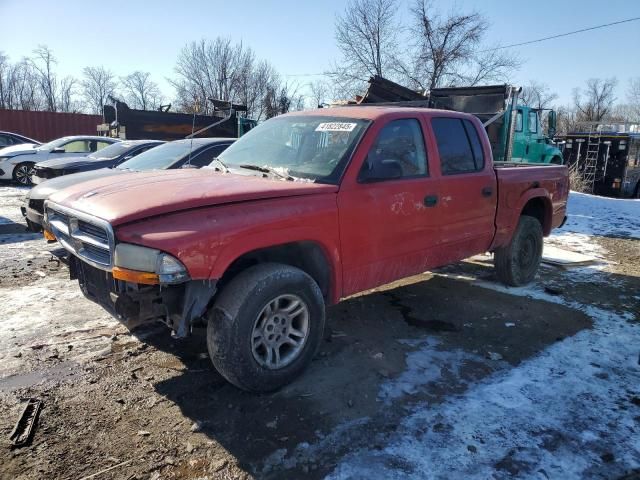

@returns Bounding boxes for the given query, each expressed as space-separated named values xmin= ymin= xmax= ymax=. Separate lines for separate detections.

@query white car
xmin=0 ymin=135 xmax=119 ymax=185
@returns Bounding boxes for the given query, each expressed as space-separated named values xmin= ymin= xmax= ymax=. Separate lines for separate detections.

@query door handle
xmin=424 ymin=195 xmax=438 ymax=207
xmin=481 ymin=187 xmax=493 ymax=197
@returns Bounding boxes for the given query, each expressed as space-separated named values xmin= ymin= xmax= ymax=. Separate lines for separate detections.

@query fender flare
xmin=208 ymin=227 xmax=343 ymax=304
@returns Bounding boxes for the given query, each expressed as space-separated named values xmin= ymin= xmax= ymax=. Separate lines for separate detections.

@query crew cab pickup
xmin=45 ymin=107 xmax=569 ymax=392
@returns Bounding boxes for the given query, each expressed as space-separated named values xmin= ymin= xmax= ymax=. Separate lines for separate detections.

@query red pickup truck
xmin=45 ymin=107 xmax=568 ymax=391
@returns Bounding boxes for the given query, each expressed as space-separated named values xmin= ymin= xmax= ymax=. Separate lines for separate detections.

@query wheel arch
xmin=520 ymin=195 xmax=553 ymax=236
xmin=214 ymin=240 xmax=337 ymax=304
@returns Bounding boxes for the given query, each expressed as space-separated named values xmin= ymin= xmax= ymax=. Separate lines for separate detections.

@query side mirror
xmin=547 ymin=110 xmax=557 ymax=138
xmin=51 ymin=147 xmax=65 ymax=153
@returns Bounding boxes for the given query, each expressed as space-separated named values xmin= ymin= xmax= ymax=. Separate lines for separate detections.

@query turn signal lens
xmin=112 ymin=266 xmax=160 ymax=285
xmin=43 ymin=230 xmax=56 ymax=241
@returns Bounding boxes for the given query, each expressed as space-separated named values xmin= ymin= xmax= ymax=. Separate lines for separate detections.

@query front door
xmin=429 ymin=116 xmax=497 ymax=263
xmin=511 ymin=108 xmax=526 ymax=162
xmin=338 ymin=117 xmax=441 ymax=296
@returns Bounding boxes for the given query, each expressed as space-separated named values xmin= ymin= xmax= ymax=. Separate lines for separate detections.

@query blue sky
xmin=1 ymin=0 xmax=639 ymax=106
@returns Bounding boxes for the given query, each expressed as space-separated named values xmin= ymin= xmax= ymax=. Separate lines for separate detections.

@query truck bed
xmin=492 ymin=163 xmax=569 ymax=249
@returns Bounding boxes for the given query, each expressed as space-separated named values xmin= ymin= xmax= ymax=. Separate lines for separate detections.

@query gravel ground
xmin=0 ymin=183 xmax=638 ymax=480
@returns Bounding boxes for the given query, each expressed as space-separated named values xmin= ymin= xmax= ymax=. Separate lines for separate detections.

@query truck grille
xmin=45 ymin=203 xmax=114 ymax=270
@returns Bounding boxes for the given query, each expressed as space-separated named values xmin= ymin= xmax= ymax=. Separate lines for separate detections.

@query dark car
xmin=0 ymin=131 xmax=41 ymax=148
xmin=23 ymin=137 xmax=235 ymax=231
xmin=32 ymin=140 xmax=164 ymax=184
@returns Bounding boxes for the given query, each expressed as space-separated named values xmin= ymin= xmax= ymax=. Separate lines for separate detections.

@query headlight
xmin=113 ymin=243 xmax=189 ymax=284
xmin=0 ymin=156 xmax=9 ymax=163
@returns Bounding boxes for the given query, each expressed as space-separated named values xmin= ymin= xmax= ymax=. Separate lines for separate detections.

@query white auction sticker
xmin=315 ymin=122 xmax=357 ymax=132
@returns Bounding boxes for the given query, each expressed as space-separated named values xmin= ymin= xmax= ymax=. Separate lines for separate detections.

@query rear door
xmin=337 ymin=116 xmax=441 ymax=296
xmin=429 ymin=115 xmax=497 ymax=262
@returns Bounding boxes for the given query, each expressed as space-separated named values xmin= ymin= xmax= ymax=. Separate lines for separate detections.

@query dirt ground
xmin=0 ymin=184 xmax=638 ymax=480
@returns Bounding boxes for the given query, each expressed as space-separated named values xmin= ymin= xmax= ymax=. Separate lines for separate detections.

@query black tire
xmin=13 ymin=162 xmax=35 ymax=186
xmin=207 ymin=263 xmax=325 ymax=392
xmin=494 ymin=215 xmax=543 ymax=287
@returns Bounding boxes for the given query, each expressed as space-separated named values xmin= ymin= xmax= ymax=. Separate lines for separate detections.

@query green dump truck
xmin=356 ymin=76 xmax=563 ymax=165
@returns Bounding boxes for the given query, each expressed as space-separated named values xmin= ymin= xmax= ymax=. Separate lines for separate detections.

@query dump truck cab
xmin=509 ymin=105 xmax=562 ymax=164
xmin=428 ymin=84 xmax=562 ymax=165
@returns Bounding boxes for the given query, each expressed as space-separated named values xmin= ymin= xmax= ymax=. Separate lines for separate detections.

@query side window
xmin=528 ymin=111 xmax=538 ymax=133
xmin=0 ymin=135 xmax=10 ymax=147
xmin=96 ymin=141 xmax=112 ymax=151
xmin=190 ymin=144 xmax=229 ymax=167
xmin=126 ymin=144 xmax=154 ymax=160
xmin=463 ymin=119 xmax=485 ymax=170
xmin=515 ymin=111 xmax=523 ymax=132
xmin=432 ymin=117 xmax=484 ymax=175
xmin=62 ymin=140 xmax=91 ymax=153
xmin=358 ymin=118 xmax=427 ymax=182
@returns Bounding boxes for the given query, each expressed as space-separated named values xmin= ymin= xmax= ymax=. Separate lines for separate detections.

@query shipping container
xmin=0 ymin=109 xmax=102 ymax=142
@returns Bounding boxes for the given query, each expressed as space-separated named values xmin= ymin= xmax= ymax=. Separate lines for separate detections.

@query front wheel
xmin=207 ymin=263 xmax=325 ymax=392
xmin=13 ymin=162 xmax=35 ymax=186
xmin=494 ymin=215 xmax=543 ymax=286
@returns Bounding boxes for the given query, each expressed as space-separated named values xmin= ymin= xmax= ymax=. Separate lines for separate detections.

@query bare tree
xmin=331 ymin=0 xmax=399 ymax=96
xmin=59 ymin=76 xmax=80 ymax=112
xmin=573 ymin=78 xmax=617 ymax=122
xmin=308 ymin=79 xmax=330 ymax=108
xmin=520 ymin=81 xmax=558 ymax=109
xmin=263 ymin=81 xmax=304 ymax=119
xmin=170 ymin=37 xmax=283 ymax=121
xmin=396 ymin=0 xmax=518 ymax=91
xmin=0 ymin=52 xmax=16 ymax=109
xmin=81 ymin=66 xmax=117 ymax=115
xmin=555 ymin=105 xmax=578 ymax=135
xmin=0 ymin=55 xmax=44 ymax=111
xmin=627 ymin=77 xmax=640 ymax=121
xmin=30 ymin=45 xmax=59 ymax=111
xmin=121 ymin=71 xmax=162 ymax=110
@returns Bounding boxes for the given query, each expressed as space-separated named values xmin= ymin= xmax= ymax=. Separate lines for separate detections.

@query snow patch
xmin=328 ymin=298 xmax=639 ymax=479
xmin=560 ymin=191 xmax=640 ymax=239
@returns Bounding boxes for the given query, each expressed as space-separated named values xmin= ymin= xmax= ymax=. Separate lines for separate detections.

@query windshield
xmin=219 ymin=115 xmax=370 ymax=183
xmin=117 ymin=141 xmax=194 ymax=170
xmin=36 ymin=137 xmax=71 ymax=151
xmin=87 ymin=142 xmax=134 ymax=160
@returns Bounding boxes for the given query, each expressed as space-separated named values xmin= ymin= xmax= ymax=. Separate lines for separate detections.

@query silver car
xmin=0 ymin=135 xmax=119 ymax=185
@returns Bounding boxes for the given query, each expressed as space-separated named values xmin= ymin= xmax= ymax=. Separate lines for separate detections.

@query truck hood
xmin=49 ymin=169 xmax=338 ymax=226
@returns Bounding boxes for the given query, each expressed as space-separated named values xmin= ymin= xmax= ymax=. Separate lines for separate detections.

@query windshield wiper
xmin=238 ymin=164 xmax=293 ymax=181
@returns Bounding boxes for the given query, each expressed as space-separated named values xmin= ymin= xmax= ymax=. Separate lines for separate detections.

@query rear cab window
xmin=431 ymin=117 xmax=485 ymax=175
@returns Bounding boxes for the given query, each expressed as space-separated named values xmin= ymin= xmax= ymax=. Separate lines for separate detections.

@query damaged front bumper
xmin=69 ymin=256 xmax=217 ymax=337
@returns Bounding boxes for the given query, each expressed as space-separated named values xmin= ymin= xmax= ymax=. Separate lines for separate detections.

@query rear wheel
xmin=207 ymin=263 xmax=325 ymax=392
xmin=494 ymin=215 xmax=543 ymax=286
xmin=13 ymin=162 xmax=35 ymax=186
